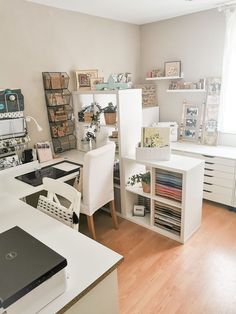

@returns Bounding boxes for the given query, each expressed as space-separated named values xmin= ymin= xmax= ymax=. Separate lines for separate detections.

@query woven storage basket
xmin=104 ymin=112 xmax=116 ymax=125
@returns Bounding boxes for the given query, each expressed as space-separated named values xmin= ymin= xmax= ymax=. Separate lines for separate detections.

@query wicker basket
xmin=104 ymin=112 xmax=116 ymax=125
xmin=84 ymin=112 xmax=93 ymax=123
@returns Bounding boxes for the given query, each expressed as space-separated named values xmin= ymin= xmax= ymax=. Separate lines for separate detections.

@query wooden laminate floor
xmin=79 ymin=201 xmax=236 ymax=314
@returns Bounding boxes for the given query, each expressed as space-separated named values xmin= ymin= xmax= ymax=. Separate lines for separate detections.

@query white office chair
xmin=81 ymin=142 xmax=118 ymax=240
xmin=37 ymin=177 xmax=81 ymax=230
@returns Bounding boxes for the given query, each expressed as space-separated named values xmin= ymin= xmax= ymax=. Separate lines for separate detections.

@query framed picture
xmin=164 ymin=61 xmax=181 ymax=77
xmin=133 ymin=205 xmax=145 ymax=217
xmin=134 ymin=84 xmax=157 ymax=107
xmin=180 ymin=102 xmax=204 ymax=142
xmin=90 ymin=77 xmax=104 ymax=90
xmin=75 ymin=70 xmax=98 ymax=90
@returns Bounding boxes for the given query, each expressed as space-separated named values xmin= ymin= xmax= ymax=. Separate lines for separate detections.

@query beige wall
xmin=140 ymin=9 xmax=225 ymax=125
xmin=0 ymin=0 xmax=140 ymax=145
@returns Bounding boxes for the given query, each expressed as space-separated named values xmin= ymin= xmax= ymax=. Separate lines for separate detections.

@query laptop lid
xmin=0 ymin=226 xmax=67 ymax=309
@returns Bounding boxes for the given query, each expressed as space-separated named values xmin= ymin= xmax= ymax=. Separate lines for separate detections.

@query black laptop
xmin=0 ymin=226 xmax=67 ymax=309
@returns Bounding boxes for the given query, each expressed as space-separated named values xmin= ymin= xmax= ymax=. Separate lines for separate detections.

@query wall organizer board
xmin=42 ymin=72 xmax=76 ymax=154
xmin=0 ymin=89 xmax=30 ymax=170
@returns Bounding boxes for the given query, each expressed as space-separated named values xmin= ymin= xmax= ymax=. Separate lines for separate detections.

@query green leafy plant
xmin=127 ymin=171 xmax=151 ymax=186
xmin=102 ymin=102 xmax=117 ymax=113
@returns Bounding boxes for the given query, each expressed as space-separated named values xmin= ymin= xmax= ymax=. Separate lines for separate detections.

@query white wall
xmin=0 ymin=0 xmax=140 ymax=145
xmin=140 ymin=9 xmax=225 ymax=125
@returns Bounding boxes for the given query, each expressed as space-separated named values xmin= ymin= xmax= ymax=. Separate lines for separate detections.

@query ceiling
xmin=28 ymin=0 xmax=228 ymax=25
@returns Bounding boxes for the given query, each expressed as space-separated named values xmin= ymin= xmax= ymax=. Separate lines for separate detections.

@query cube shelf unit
xmin=72 ymin=89 xmax=143 ymax=214
xmin=123 ymin=155 xmax=204 ymax=243
xmin=42 ymin=72 xmax=76 ymax=154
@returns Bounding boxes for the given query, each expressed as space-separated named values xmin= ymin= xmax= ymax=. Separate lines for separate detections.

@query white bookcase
xmin=123 ymin=155 xmax=204 ymax=243
xmin=72 ymin=89 xmax=143 ymax=213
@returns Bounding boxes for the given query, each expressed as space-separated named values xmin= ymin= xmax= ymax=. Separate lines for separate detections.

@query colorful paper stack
xmin=155 ymin=169 xmax=182 ymax=202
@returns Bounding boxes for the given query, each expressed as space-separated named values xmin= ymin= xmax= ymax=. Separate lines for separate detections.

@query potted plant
xmin=103 ymin=102 xmax=117 ymax=125
xmin=127 ymin=171 xmax=151 ymax=193
xmin=78 ymin=102 xmax=102 ymax=125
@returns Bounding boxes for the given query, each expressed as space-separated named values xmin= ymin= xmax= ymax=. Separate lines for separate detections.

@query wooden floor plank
xmin=79 ymin=201 xmax=236 ymax=314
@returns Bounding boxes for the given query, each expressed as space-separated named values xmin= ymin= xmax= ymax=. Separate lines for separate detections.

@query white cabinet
xmin=123 ymin=155 xmax=204 ymax=243
xmin=172 ymin=142 xmax=236 ymax=207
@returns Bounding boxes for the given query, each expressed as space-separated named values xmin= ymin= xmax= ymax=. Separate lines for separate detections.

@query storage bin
xmin=50 ymin=121 xmax=74 ymax=138
xmin=45 ymin=89 xmax=71 ymax=106
xmin=48 ymin=105 xmax=72 ymax=122
xmin=52 ymin=135 xmax=76 ymax=153
xmin=42 ymin=72 xmax=69 ymax=90
xmin=136 ymin=146 xmax=171 ymax=162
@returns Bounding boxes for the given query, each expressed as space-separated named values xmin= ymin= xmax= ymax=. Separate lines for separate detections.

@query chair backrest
xmin=82 ymin=142 xmax=115 ymax=215
xmin=37 ymin=177 xmax=81 ymax=230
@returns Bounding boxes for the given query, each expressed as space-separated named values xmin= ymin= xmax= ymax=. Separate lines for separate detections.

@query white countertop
xmin=0 ymin=152 xmax=123 ymax=313
xmin=171 ymin=141 xmax=236 ymax=160
xmin=0 ymin=196 xmax=122 ymax=314
xmin=0 ymin=155 xmax=82 ymax=199
xmin=124 ymin=154 xmax=204 ymax=173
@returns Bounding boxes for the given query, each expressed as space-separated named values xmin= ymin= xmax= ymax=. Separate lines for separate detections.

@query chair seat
xmin=80 ymin=195 xmax=113 ymax=216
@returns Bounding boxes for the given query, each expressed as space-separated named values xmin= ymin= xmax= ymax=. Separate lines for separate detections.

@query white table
xmin=0 ymin=156 xmax=123 ymax=314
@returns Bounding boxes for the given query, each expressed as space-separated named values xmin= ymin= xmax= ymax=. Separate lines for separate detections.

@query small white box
xmin=136 ymin=146 xmax=171 ymax=162
xmin=157 ymin=122 xmax=178 ymax=142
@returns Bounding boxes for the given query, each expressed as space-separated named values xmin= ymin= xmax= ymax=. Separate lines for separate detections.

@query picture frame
xmin=164 ymin=61 xmax=181 ymax=77
xmin=133 ymin=205 xmax=145 ymax=217
xmin=90 ymin=77 xmax=104 ymax=90
xmin=75 ymin=70 xmax=98 ymax=90
xmin=180 ymin=102 xmax=204 ymax=142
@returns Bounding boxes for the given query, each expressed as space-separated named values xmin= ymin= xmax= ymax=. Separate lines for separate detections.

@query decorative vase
xmin=104 ymin=112 xmax=116 ymax=125
xmin=142 ymin=182 xmax=151 ymax=193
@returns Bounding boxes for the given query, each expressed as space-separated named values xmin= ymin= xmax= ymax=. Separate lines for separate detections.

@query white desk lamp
xmin=26 ymin=116 xmax=43 ymax=132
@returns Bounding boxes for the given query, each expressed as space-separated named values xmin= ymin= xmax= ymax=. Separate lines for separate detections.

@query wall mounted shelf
xmin=166 ymin=89 xmax=206 ymax=93
xmin=146 ymin=75 xmax=184 ymax=81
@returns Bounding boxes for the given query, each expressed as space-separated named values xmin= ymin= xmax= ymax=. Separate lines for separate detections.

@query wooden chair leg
xmin=87 ymin=215 xmax=96 ymax=240
xmin=109 ymin=200 xmax=118 ymax=229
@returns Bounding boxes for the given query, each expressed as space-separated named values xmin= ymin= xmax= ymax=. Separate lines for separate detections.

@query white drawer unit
xmin=172 ymin=142 xmax=236 ymax=207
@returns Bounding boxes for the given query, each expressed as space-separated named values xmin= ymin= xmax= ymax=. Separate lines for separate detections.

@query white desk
xmin=0 ymin=157 xmax=123 ymax=314
xmin=0 ymin=158 xmax=81 ymax=199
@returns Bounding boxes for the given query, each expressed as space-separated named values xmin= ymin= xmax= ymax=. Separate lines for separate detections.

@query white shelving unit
xmin=146 ymin=75 xmax=184 ymax=81
xmin=123 ymin=154 xmax=204 ymax=243
xmin=72 ymin=89 xmax=143 ymax=213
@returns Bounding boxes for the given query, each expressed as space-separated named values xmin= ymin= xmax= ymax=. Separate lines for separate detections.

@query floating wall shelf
xmin=166 ymin=89 xmax=206 ymax=93
xmin=145 ymin=75 xmax=184 ymax=81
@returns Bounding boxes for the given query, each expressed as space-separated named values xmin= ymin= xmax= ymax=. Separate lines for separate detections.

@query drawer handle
xmin=202 ymin=155 xmax=214 ymax=158
xmin=205 ymin=168 xmax=214 ymax=171
xmin=204 ymin=174 xmax=213 ymax=178
xmin=204 ymin=182 xmax=213 ymax=185
xmin=204 ymin=189 xmax=212 ymax=193
xmin=205 ymin=162 xmax=214 ymax=165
